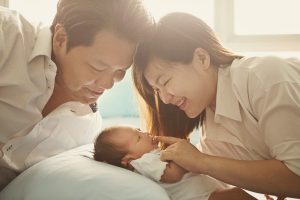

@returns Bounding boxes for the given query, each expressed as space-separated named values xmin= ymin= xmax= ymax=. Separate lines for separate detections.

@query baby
xmin=93 ymin=125 xmax=258 ymax=200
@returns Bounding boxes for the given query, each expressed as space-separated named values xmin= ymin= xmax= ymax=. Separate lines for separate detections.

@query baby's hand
xmin=152 ymin=136 xmax=168 ymax=150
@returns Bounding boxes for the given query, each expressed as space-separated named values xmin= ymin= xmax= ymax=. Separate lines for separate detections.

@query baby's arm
xmin=208 ymin=187 xmax=258 ymax=200
xmin=160 ymin=161 xmax=187 ymax=183
xmin=160 ymin=163 xmax=258 ymax=199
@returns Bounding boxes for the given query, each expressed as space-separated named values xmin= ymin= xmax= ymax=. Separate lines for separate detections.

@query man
xmin=0 ymin=0 xmax=153 ymax=190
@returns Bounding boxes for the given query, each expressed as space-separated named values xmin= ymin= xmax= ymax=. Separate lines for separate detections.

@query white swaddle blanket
xmin=130 ymin=149 xmax=225 ymax=200
xmin=130 ymin=149 xmax=167 ymax=181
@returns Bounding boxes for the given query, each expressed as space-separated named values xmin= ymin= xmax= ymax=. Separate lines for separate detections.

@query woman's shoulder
xmin=231 ymin=56 xmax=288 ymax=71
xmin=230 ymin=56 xmax=300 ymax=90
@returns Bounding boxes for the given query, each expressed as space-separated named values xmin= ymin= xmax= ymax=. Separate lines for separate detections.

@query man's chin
xmin=78 ymin=97 xmax=98 ymax=105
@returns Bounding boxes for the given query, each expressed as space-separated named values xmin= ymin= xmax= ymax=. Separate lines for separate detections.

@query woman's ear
xmin=193 ymin=48 xmax=210 ymax=70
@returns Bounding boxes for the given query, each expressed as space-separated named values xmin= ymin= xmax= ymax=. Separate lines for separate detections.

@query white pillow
xmin=0 ymin=144 xmax=170 ymax=200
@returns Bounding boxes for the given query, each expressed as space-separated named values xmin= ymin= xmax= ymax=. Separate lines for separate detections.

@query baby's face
xmin=111 ymin=126 xmax=157 ymax=160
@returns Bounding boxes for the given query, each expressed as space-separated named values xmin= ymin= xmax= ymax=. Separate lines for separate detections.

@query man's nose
xmin=95 ymin=75 xmax=114 ymax=90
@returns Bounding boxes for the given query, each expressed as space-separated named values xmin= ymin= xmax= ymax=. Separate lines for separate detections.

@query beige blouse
xmin=201 ymin=56 xmax=300 ymax=176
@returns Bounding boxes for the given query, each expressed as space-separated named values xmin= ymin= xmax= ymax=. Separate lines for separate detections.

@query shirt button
xmin=6 ymin=144 xmax=13 ymax=152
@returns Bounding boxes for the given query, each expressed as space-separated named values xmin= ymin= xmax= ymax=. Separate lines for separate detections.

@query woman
xmin=132 ymin=12 xmax=300 ymax=198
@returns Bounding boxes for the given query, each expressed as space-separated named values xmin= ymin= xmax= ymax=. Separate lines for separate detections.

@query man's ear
xmin=193 ymin=48 xmax=210 ymax=70
xmin=52 ymin=24 xmax=68 ymax=49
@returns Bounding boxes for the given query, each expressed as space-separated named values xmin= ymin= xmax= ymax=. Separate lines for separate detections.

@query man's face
xmin=53 ymin=27 xmax=136 ymax=104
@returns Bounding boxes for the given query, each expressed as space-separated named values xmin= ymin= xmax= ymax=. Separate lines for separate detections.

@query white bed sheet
xmin=0 ymin=143 xmax=169 ymax=200
xmin=1 ymin=117 xmax=297 ymax=200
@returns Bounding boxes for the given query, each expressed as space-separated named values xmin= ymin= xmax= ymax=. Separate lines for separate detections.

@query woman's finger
xmin=160 ymin=150 xmax=175 ymax=161
xmin=155 ymin=136 xmax=183 ymax=144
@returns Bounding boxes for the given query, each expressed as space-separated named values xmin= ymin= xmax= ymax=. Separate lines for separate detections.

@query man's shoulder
xmin=0 ymin=6 xmax=37 ymax=35
xmin=0 ymin=6 xmax=41 ymax=66
xmin=0 ymin=6 xmax=21 ymax=25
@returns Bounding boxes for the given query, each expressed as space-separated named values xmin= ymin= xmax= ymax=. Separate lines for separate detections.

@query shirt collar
xmin=215 ymin=65 xmax=242 ymax=122
xmin=28 ymin=27 xmax=52 ymax=62
xmin=47 ymin=101 xmax=95 ymax=117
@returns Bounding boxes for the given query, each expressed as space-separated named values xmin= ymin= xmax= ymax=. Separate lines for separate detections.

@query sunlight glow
xmin=9 ymin=0 xmax=214 ymax=27
xmin=143 ymin=0 xmax=214 ymax=27
xmin=9 ymin=0 xmax=57 ymax=25
xmin=234 ymin=0 xmax=300 ymax=35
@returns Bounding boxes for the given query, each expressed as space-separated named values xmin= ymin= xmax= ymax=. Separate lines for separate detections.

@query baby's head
xmin=94 ymin=125 xmax=157 ymax=169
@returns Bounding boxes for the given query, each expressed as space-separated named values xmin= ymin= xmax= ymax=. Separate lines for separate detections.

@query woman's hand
xmin=155 ymin=136 xmax=206 ymax=173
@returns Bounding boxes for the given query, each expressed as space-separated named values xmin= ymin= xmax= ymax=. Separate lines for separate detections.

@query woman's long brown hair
xmin=133 ymin=12 xmax=242 ymax=139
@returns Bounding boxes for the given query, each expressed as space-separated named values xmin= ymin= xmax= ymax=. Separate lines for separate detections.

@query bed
xmin=0 ymin=140 xmax=169 ymax=200
xmin=2 ymin=117 xmax=298 ymax=200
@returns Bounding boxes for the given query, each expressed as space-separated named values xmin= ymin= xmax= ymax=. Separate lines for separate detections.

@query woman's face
xmin=144 ymin=50 xmax=218 ymax=118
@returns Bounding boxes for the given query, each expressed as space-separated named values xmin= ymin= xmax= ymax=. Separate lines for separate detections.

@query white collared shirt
xmin=0 ymin=7 xmax=101 ymax=172
xmin=201 ymin=56 xmax=300 ymax=176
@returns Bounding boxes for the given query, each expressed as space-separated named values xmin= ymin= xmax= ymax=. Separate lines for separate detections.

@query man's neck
xmin=42 ymin=83 xmax=73 ymax=117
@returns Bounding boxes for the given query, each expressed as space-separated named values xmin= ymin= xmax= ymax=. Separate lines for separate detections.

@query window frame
xmin=214 ymin=0 xmax=300 ymax=52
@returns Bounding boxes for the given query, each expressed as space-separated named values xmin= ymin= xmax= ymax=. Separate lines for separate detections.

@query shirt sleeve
xmin=0 ymin=7 xmax=18 ymax=70
xmin=2 ymin=103 xmax=102 ymax=172
xmin=161 ymin=173 xmax=227 ymax=200
xmin=252 ymin=74 xmax=300 ymax=176
xmin=0 ymin=7 xmax=36 ymax=71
